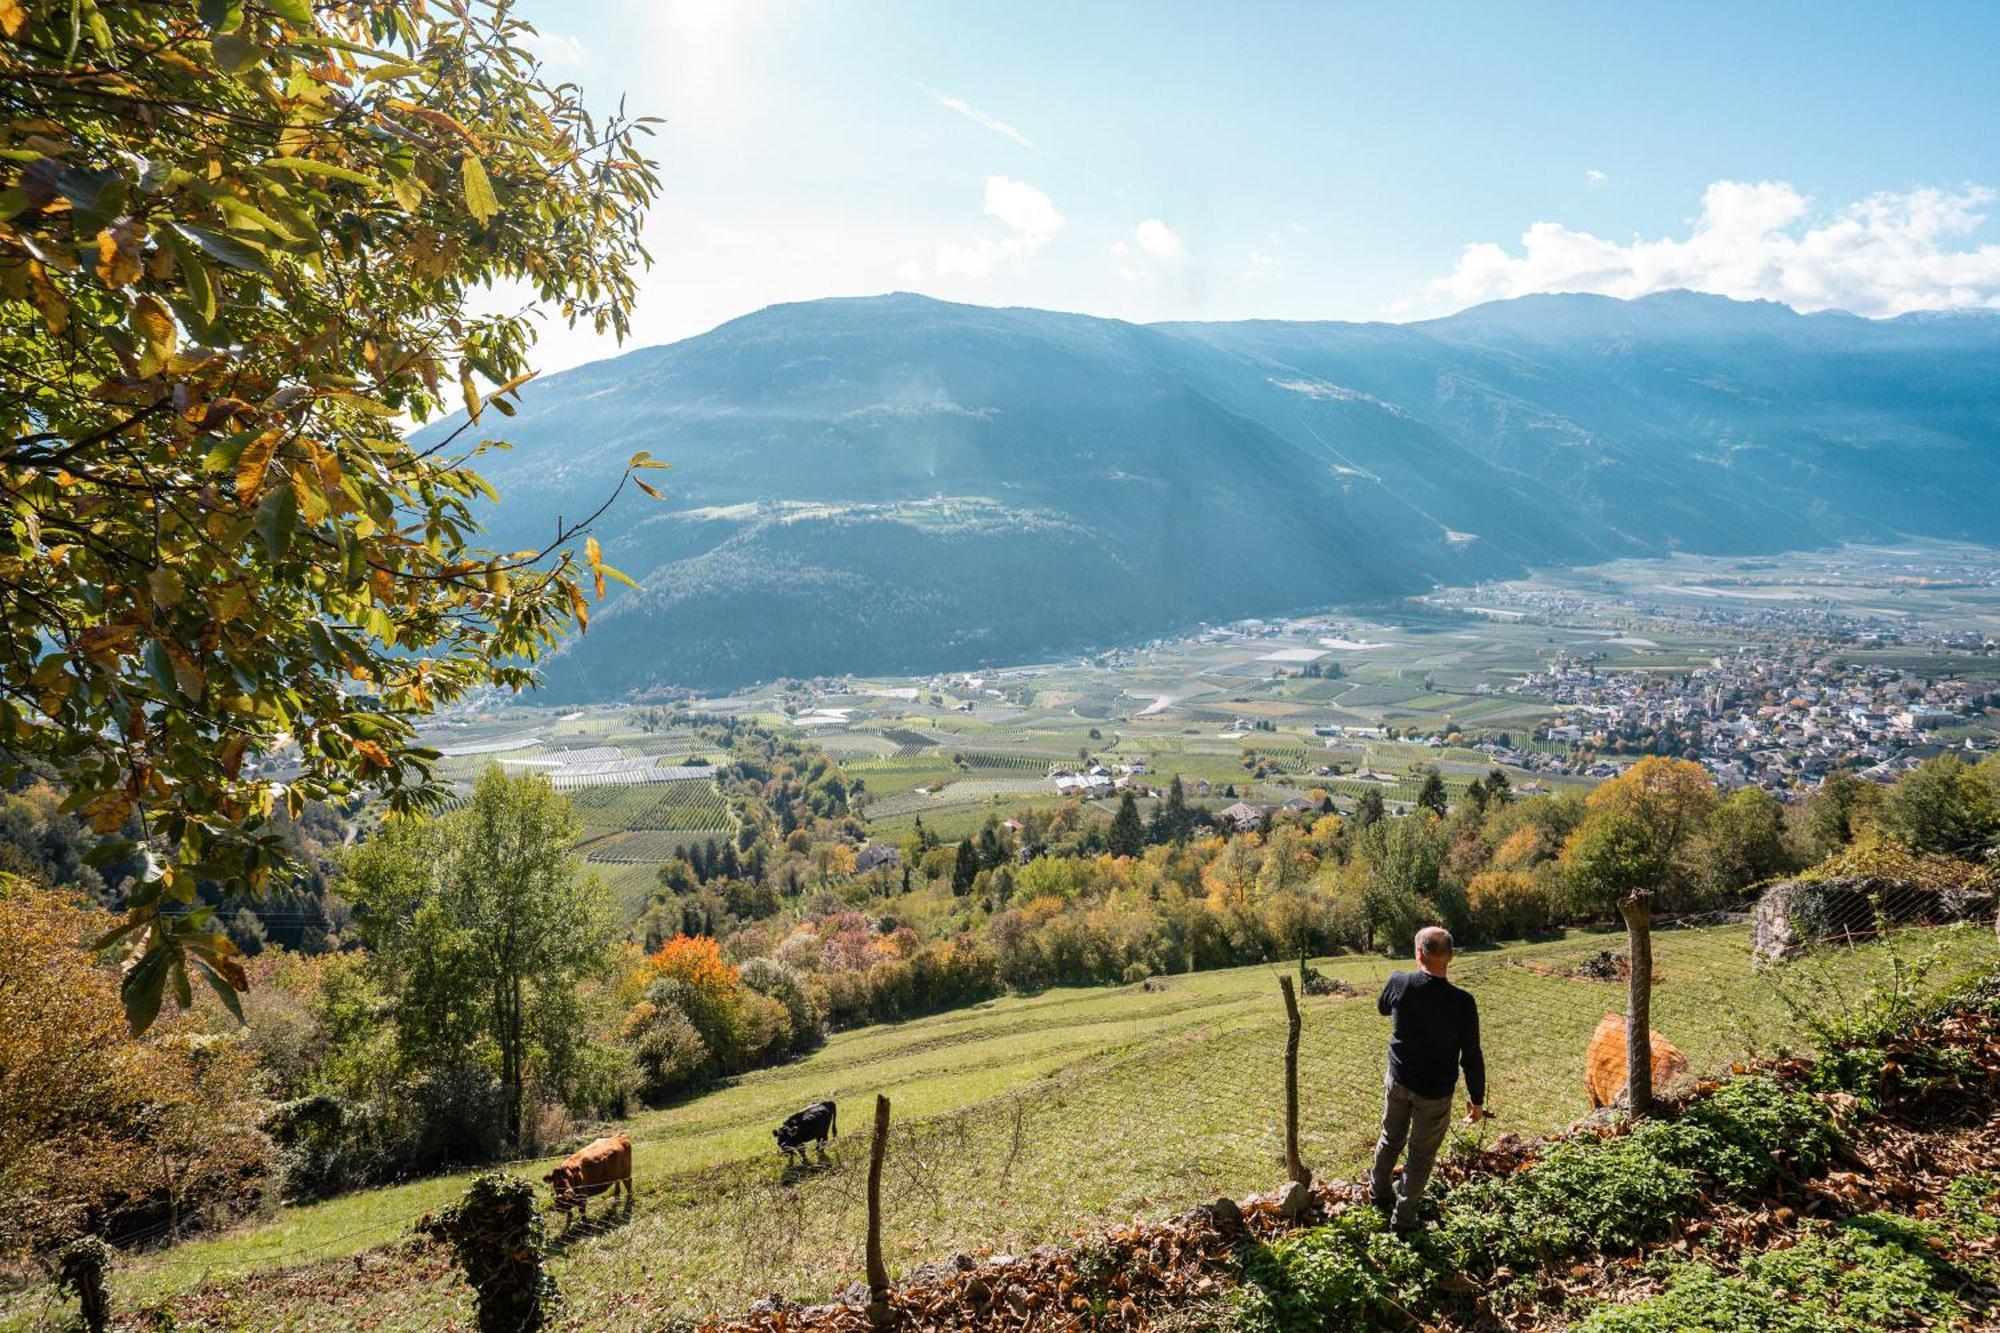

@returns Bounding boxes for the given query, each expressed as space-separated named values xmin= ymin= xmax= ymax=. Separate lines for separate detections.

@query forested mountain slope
xmin=434 ymin=291 xmax=2000 ymax=693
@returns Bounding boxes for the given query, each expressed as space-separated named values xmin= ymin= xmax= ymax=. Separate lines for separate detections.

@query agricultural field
xmin=67 ymin=921 xmax=1999 ymax=1329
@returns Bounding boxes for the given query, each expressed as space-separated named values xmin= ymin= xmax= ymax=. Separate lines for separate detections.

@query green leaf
xmin=191 ymin=957 xmax=246 ymax=1022
xmin=266 ymin=0 xmax=314 ymax=27
xmin=174 ymin=222 xmax=269 ymax=273
xmin=254 ymin=483 xmax=299 ymax=560
xmin=144 ymin=640 xmax=179 ymax=698
xmin=121 ymin=936 xmax=173 ymax=1033
xmin=210 ymin=32 xmax=261 ymax=73
xmin=88 ymin=912 xmax=146 ymax=953
xmin=163 ymin=229 xmax=218 ymax=323
xmin=460 ymin=154 xmax=499 ymax=224
xmin=199 ymin=0 xmax=245 ymax=32
xmin=257 ymin=156 xmax=379 ymax=190
xmin=84 ymin=837 xmax=138 ymax=868
xmin=56 ymin=166 xmax=128 ymax=236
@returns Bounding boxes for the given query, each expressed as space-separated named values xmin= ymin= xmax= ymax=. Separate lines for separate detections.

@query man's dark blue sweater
xmin=1377 ymin=969 xmax=1486 ymax=1104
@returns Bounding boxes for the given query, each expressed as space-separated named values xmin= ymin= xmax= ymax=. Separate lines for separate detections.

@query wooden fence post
xmin=865 ymin=1094 xmax=894 ymax=1326
xmin=1620 ymin=889 xmax=1656 ymax=1119
xmin=1279 ymin=975 xmax=1311 ymax=1189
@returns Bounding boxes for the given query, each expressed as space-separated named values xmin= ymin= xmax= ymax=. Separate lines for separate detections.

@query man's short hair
xmin=1415 ymin=926 xmax=1454 ymax=959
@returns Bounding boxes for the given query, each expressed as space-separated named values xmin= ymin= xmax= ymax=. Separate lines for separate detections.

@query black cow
xmin=774 ymin=1100 xmax=838 ymax=1162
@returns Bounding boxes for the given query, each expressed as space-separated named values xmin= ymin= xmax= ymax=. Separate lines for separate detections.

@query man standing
xmin=1370 ymin=925 xmax=1487 ymax=1230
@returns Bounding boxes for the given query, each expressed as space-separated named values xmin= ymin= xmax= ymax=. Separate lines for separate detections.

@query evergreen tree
xmin=951 ymin=840 xmax=979 ymax=896
xmin=1164 ymin=775 xmax=1192 ymax=844
xmin=1355 ymin=788 xmax=1386 ymax=828
xmin=1484 ymin=767 xmax=1513 ymax=806
xmin=1416 ymin=771 xmax=1448 ymax=817
xmin=977 ymin=825 xmax=1005 ymax=870
xmin=1108 ymin=792 xmax=1145 ymax=858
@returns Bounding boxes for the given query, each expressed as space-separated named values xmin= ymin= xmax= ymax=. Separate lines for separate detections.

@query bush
xmin=739 ymin=956 xmax=823 ymax=1053
xmin=621 ymin=993 xmax=712 ymax=1101
xmin=1575 ymin=1214 xmax=1960 ymax=1331
xmin=1439 ymin=1077 xmax=1835 ymax=1272
xmin=1464 ymin=870 xmax=1557 ymax=941
xmin=398 ymin=1063 xmax=507 ymax=1173
xmin=418 ymin=1172 xmax=560 ymax=1333
xmin=1230 ymin=1210 xmax=1429 ymax=1332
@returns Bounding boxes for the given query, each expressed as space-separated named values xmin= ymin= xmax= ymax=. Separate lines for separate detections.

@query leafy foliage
xmin=0 ymin=874 xmax=269 ymax=1257
xmin=0 ymin=0 xmax=663 ymax=1029
xmin=1575 ymin=1215 xmax=1960 ymax=1331
xmin=342 ymin=767 xmax=615 ymax=1147
xmin=417 ymin=1171 xmax=559 ymax=1333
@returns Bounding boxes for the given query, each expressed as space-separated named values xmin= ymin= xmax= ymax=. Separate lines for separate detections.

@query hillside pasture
xmin=73 ymin=921 xmax=1999 ymax=1330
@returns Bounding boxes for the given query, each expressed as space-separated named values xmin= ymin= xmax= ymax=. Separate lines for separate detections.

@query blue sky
xmin=509 ymin=0 xmax=2000 ymax=370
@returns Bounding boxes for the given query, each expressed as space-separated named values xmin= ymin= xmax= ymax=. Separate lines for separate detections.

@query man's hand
xmin=1465 ymin=1103 xmax=1490 ymax=1124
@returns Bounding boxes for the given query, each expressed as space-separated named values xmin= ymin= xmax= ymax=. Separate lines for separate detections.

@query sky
xmin=506 ymin=0 xmax=2000 ymax=372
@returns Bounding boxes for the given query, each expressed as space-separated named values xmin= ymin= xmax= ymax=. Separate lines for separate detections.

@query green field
xmin=52 ymin=921 xmax=1997 ymax=1330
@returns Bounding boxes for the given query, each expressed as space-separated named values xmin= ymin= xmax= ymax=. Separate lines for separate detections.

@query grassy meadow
xmin=24 ymin=919 xmax=1993 ymax=1331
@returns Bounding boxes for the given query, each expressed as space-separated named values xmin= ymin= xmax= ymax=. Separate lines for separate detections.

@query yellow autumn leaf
xmin=95 ymin=219 xmax=147 ymax=288
xmin=133 ymin=294 xmax=176 ymax=377
xmin=461 ymin=153 xmax=499 ymax=223
xmin=585 ymin=534 xmax=606 ymax=599
xmin=235 ymin=429 xmax=281 ymax=502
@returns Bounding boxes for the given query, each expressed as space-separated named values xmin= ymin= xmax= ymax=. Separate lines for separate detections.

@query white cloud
xmin=930 ymin=176 xmax=1065 ymax=279
xmin=1133 ymin=218 xmax=1187 ymax=260
xmin=1585 ymin=169 xmax=1608 ymax=187
xmin=927 ymin=88 xmax=1036 ymax=150
xmin=1423 ymin=180 xmax=2000 ymax=317
xmin=520 ymin=29 xmax=588 ymax=67
xmin=1242 ymin=248 xmax=1280 ymax=281
xmin=1113 ymin=219 xmax=1189 ymax=282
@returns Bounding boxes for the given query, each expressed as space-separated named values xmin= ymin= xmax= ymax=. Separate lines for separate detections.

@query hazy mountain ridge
xmin=434 ymin=290 xmax=2000 ymax=694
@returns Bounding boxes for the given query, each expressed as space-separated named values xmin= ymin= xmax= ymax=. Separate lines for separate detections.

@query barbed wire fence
xmin=29 ymin=880 xmax=1999 ymax=1329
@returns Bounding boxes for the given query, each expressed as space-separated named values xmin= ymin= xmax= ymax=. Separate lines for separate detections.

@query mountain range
xmin=433 ymin=290 xmax=2000 ymax=696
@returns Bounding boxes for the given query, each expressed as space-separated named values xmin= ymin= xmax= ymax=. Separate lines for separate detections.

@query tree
xmin=0 ymin=2 xmax=663 ymax=1030
xmin=0 ymin=876 xmax=268 ymax=1258
xmin=1559 ymin=807 xmax=1657 ymax=916
xmin=345 ymin=768 xmax=613 ymax=1147
xmin=1563 ymin=757 xmax=1718 ymax=909
xmin=1416 ymin=770 xmax=1448 ymax=817
xmin=1881 ymin=755 xmax=2000 ymax=858
xmin=951 ymin=839 xmax=979 ymax=897
xmin=1107 ymin=792 xmax=1144 ymax=858
xmin=1354 ymin=788 xmax=1386 ymax=829
xmin=1692 ymin=787 xmax=1793 ymax=901
xmin=1797 ymin=771 xmax=1883 ymax=861
xmin=1163 ymin=774 xmax=1192 ymax=844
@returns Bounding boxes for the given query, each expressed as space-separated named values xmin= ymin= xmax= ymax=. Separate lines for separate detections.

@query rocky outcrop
xmin=1752 ymin=873 xmax=1994 ymax=963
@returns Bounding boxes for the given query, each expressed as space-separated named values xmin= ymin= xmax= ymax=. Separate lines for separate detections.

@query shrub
xmin=1575 ymin=1215 xmax=1959 ymax=1331
xmin=1439 ymin=1077 xmax=1835 ymax=1272
xmin=1230 ymin=1210 xmax=1430 ymax=1332
xmin=739 ymin=956 xmax=823 ymax=1053
xmin=1464 ymin=870 xmax=1556 ymax=941
xmin=418 ymin=1172 xmax=560 ymax=1333
xmin=621 ymin=992 xmax=712 ymax=1101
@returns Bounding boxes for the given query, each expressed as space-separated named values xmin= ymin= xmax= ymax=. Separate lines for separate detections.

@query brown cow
xmin=1585 ymin=1013 xmax=1690 ymax=1109
xmin=543 ymin=1133 xmax=633 ymax=1222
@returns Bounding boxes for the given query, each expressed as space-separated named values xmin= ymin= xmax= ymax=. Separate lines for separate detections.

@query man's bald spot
xmin=1416 ymin=926 xmax=1454 ymax=960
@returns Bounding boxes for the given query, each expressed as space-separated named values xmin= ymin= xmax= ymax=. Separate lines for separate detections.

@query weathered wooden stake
xmin=1279 ymin=975 xmax=1310 ymax=1188
xmin=1620 ymin=889 xmax=1656 ymax=1119
xmin=865 ymin=1093 xmax=893 ymax=1323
